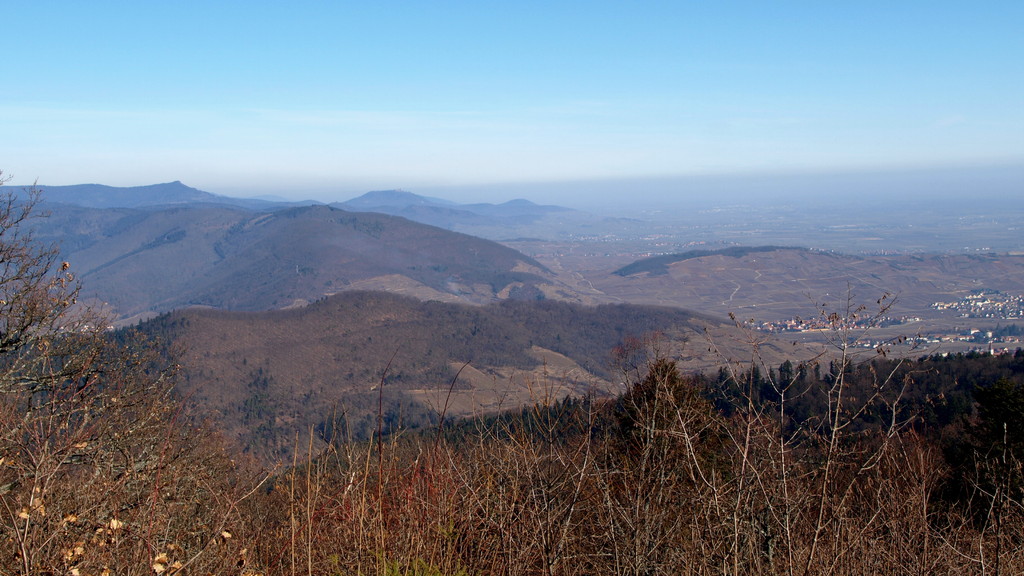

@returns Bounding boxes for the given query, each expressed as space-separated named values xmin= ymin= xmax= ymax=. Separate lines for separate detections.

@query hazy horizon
xmin=11 ymin=162 xmax=1021 ymax=216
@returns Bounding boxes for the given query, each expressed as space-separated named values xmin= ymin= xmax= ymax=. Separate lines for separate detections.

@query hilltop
xmin=31 ymin=201 xmax=577 ymax=323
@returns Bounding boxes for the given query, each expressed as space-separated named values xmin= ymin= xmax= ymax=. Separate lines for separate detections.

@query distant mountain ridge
xmin=337 ymin=189 xmax=580 ymax=236
xmin=20 ymin=182 xmax=576 ymax=221
xmin=18 ymin=181 xmax=591 ymax=241
xmin=340 ymin=189 xmax=568 ymax=214
xmin=16 ymin=181 xmax=317 ymax=210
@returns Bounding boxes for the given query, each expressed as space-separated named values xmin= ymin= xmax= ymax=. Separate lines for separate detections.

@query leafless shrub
xmin=0 ymin=178 xmax=265 ymax=575
xmin=245 ymin=290 xmax=1024 ymax=575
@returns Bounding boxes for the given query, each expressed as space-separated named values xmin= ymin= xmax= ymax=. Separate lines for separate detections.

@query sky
xmin=2 ymin=2 xmax=1022 ymax=204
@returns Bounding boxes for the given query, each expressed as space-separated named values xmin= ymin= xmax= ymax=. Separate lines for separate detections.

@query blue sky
xmin=2 ymin=2 xmax=1022 ymax=203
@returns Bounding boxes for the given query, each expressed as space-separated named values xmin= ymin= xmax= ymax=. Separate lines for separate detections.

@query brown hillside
xmin=139 ymin=292 xmax=731 ymax=461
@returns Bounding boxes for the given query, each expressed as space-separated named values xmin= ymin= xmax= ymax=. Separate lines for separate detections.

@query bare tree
xmin=0 ymin=175 xmax=263 ymax=575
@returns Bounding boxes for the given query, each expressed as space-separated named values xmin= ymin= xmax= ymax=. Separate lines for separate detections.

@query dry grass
xmin=3 ymin=327 xmax=1023 ymax=575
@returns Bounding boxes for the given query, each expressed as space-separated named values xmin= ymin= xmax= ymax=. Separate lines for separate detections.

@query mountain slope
xmin=16 ymin=180 xmax=306 ymax=210
xmin=33 ymin=203 xmax=575 ymax=322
